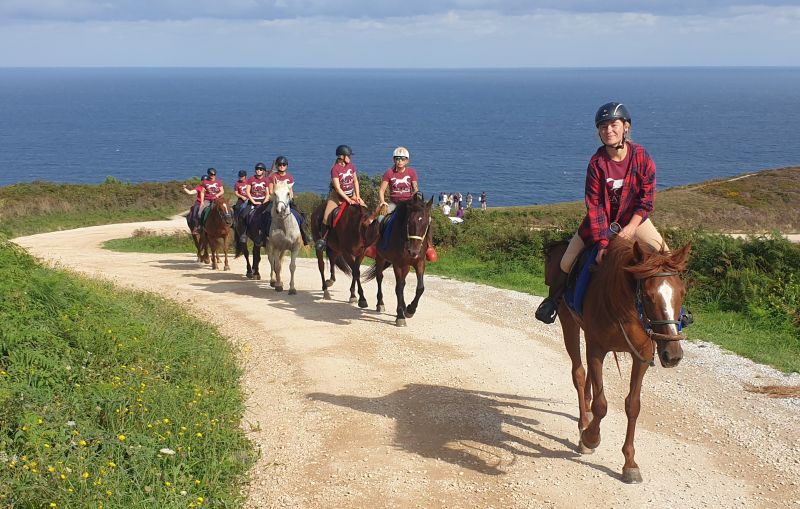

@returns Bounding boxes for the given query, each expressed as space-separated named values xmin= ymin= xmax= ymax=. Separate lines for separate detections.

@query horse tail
xmin=332 ymin=254 xmax=352 ymax=277
xmin=361 ymin=262 xmax=388 ymax=283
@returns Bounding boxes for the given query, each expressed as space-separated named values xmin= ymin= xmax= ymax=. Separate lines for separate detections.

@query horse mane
xmin=590 ymin=236 xmax=690 ymax=324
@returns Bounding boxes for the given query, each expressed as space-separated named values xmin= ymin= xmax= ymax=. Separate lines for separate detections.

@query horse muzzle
xmin=655 ymin=336 xmax=684 ymax=368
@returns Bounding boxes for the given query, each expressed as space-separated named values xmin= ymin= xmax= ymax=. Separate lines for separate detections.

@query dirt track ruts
xmin=13 ymin=217 xmax=800 ymax=509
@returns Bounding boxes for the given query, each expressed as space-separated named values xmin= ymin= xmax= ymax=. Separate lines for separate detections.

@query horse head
xmin=271 ymin=182 xmax=292 ymax=218
xmin=627 ymin=241 xmax=692 ymax=368
xmin=403 ymin=194 xmax=433 ymax=259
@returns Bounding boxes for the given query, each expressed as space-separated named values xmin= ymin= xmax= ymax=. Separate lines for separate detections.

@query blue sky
xmin=1 ymin=1 xmax=799 ymax=67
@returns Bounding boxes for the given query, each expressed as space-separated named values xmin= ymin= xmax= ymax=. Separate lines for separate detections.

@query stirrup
xmin=534 ymin=298 xmax=558 ymax=324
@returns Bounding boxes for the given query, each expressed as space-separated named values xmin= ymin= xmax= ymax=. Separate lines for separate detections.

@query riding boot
xmin=315 ymin=224 xmax=329 ymax=251
xmin=535 ymin=269 xmax=568 ymax=324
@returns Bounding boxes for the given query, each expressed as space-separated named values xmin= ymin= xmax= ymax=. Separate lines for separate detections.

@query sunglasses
xmin=393 ymin=156 xmax=408 ymax=161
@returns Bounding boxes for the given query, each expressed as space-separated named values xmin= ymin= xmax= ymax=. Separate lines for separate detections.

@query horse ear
xmin=670 ymin=241 xmax=692 ymax=269
xmin=632 ymin=241 xmax=646 ymax=263
xmin=426 ymin=196 xmax=434 ymax=209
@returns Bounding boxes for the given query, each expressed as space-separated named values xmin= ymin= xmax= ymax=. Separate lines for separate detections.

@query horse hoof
xmin=404 ymin=311 xmax=415 ymax=319
xmin=325 ymin=279 xmax=335 ymax=288
xmin=580 ymin=431 xmax=600 ymax=450
xmin=246 ymin=272 xmax=253 ymax=279
xmin=377 ymin=305 xmax=385 ymax=312
xmin=348 ymin=296 xmax=358 ymax=304
xmin=396 ymin=318 xmax=407 ymax=327
xmin=254 ymin=273 xmax=261 ymax=280
xmin=224 ymin=266 xmax=230 ymax=271
xmin=288 ymin=288 xmax=297 ymax=295
xmin=578 ymin=438 xmax=595 ymax=455
xmin=358 ymin=300 xmax=368 ymax=309
xmin=275 ymin=286 xmax=283 ymax=292
xmin=621 ymin=467 xmax=643 ymax=484
xmin=323 ymin=290 xmax=331 ymax=300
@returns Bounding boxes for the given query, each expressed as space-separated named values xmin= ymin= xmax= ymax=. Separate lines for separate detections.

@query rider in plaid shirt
xmin=535 ymin=102 xmax=667 ymax=324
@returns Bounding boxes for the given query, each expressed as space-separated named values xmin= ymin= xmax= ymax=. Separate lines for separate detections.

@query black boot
xmin=535 ymin=269 xmax=568 ymax=324
xmin=315 ymin=224 xmax=329 ymax=251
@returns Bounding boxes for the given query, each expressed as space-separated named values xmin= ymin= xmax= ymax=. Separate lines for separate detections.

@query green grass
xmin=0 ymin=239 xmax=256 ymax=508
xmin=103 ymin=229 xmax=198 ymax=254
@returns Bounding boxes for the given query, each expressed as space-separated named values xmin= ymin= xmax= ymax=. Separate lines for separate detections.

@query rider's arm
xmin=182 ymin=185 xmax=197 ymax=195
xmin=353 ymin=177 xmax=364 ymax=204
xmin=412 ymin=180 xmax=419 ymax=194
xmin=378 ymin=180 xmax=389 ymax=205
xmin=199 ymin=188 xmax=206 ymax=202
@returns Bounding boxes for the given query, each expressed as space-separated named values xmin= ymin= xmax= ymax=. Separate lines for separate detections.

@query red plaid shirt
xmin=578 ymin=141 xmax=656 ymax=248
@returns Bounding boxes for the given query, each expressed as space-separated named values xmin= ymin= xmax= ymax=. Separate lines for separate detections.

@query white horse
xmin=267 ymin=182 xmax=303 ymax=294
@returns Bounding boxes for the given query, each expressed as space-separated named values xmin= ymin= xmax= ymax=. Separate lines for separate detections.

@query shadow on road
xmin=309 ymin=384 xmax=619 ymax=479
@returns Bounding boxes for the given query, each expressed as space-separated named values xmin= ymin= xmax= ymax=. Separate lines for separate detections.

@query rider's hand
xmin=619 ymin=223 xmax=637 ymax=240
xmin=596 ymin=248 xmax=608 ymax=264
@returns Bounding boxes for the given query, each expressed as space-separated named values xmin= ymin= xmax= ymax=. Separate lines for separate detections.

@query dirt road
xmin=13 ymin=218 xmax=800 ymax=508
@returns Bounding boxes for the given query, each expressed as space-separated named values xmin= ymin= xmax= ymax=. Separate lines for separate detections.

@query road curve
xmin=13 ymin=218 xmax=800 ymax=508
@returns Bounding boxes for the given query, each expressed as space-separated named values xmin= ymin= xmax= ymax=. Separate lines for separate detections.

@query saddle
xmin=327 ymin=202 xmax=348 ymax=229
xmin=563 ymin=244 xmax=599 ymax=316
xmin=200 ymin=205 xmax=213 ymax=226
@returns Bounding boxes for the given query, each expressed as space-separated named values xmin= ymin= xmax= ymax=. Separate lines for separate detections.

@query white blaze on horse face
xmin=657 ymin=280 xmax=679 ymax=334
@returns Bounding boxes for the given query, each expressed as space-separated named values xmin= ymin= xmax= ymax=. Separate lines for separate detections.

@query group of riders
xmin=183 ymin=144 xmax=438 ymax=261
xmin=183 ymin=100 xmax=677 ymax=322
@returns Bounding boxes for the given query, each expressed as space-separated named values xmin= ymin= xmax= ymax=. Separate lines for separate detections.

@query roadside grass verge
xmin=103 ymin=229 xmax=197 ymax=254
xmin=0 ymin=239 xmax=256 ymax=508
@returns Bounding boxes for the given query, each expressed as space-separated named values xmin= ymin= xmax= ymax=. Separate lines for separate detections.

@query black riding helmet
xmin=206 ymin=167 xmax=217 ymax=176
xmin=254 ymin=162 xmax=267 ymax=171
xmin=200 ymin=175 xmax=209 ymax=181
xmin=274 ymin=155 xmax=288 ymax=167
xmin=335 ymin=145 xmax=353 ymax=157
xmin=238 ymin=170 xmax=247 ymax=177
xmin=595 ymin=102 xmax=631 ymax=127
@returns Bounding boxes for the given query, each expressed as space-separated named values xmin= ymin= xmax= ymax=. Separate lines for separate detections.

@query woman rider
xmin=198 ymin=167 xmax=229 ymax=220
xmin=315 ymin=144 xmax=366 ymax=250
xmin=262 ymin=155 xmax=310 ymax=245
xmin=375 ymin=146 xmax=437 ymax=261
xmin=535 ymin=102 xmax=667 ymax=324
xmin=183 ymin=175 xmax=209 ymax=234
xmin=232 ymin=169 xmax=248 ymax=227
xmin=240 ymin=162 xmax=270 ymax=243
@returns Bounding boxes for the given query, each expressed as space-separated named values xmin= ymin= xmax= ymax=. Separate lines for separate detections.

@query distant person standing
xmin=456 ymin=206 xmax=465 ymax=219
xmin=466 ymin=192 xmax=473 ymax=209
xmin=479 ymin=191 xmax=487 ymax=210
xmin=442 ymin=201 xmax=451 ymax=216
xmin=535 ymin=101 xmax=667 ymax=324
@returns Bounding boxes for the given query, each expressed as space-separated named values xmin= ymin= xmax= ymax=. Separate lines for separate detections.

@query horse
xmin=199 ymin=200 xmax=232 ymax=271
xmin=362 ymin=194 xmax=434 ymax=326
xmin=543 ymin=236 xmax=691 ymax=483
xmin=310 ymin=201 xmax=381 ymax=305
xmin=266 ymin=182 xmax=303 ymax=294
xmin=233 ymin=203 xmax=270 ymax=280
xmin=186 ymin=210 xmax=204 ymax=262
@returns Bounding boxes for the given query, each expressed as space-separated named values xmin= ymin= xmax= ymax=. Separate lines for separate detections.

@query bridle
xmin=619 ymin=270 xmax=687 ymax=366
xmin=273 ymin=194 xmax=291 ymax=218
xmin=406 ymin=214 xmax=430 ymax=243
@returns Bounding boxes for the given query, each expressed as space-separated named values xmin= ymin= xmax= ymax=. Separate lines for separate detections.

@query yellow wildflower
xmin=117 ymin=434 xmax=126 ymax=442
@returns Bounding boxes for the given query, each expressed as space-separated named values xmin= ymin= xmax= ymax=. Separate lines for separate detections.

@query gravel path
xmin=13 ymin=217 xmax=800 ymax=509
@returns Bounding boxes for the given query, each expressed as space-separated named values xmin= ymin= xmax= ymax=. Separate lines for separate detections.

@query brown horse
xmin=186 ymin=209 xmax=204 ymax=262
xmin=199 ymin=200 xmax=232 ymax=271
xmin=362 ymin=194 xmax=434 ymax=326
xmin=544 ymin=236 xmax=691 ymax=483
xmin=311 ymin=201 xmax=380 ymax=305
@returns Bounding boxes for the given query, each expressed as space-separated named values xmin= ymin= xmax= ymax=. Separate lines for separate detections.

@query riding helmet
xmin=254 ymin=162 xmax=267 ymax=171
xmin=206 ymin=167 xmax=217 ymax=176
xmin=595 ymin=102 xmax=631 ymax=127
xmin=274 ymin=155 xmax=289 ymax=167
xmin=238 ymin=170 xmax=247 ymax=177
xmin=335 ymin=144 xmax=353 ymax=157
xmin=200 ymin=175 xmax=209 ymax=181
xmin=393 ymin=146 xmax=410 ymax=159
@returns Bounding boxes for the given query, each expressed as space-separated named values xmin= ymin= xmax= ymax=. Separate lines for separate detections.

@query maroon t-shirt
xmin=202 ymin=179 xmax=223 ymax=201
xmin=602 ymin=150 xmax=630 ymax=218
xmin=331 ymin=162 xmax=357 ymax=196
xmin=193 ymin=184 xmax=203 ymax=204
xmin=270 ymin=171 xmax=295 ymax=188
xmin=382 ymin=167 xmax=418 ymax=202
xmin=234 ymin=180 xmax=248 ymax=198
xmin=247 ymin=176 xmax=269 ymax=200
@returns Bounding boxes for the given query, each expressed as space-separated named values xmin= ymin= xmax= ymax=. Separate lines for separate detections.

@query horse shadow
xmin=308 ymin=384 xmax=619 ymax=478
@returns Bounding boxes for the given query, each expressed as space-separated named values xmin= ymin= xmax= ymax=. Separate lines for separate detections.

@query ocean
xmin=1 ymin=67 xmax=799 ymax=206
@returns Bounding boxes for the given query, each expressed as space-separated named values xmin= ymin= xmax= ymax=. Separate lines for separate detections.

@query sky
xmin=1 ymin=1 xmax=799 ymax=67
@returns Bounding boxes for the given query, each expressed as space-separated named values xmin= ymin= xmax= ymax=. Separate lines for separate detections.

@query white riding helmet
xmin=393 ymin=146 xmax=410 ymax=159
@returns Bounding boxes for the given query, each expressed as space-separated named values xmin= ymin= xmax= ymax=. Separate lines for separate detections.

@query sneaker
xmin=364 ymin=244 xmax=377 ymax=259
xmin=534 ymin=298 xmax=558 ymax=324
xmin=425 ymin=246 xmax=438 ymax=262
xmin=239 ymin=234 xmax=248 ymax=244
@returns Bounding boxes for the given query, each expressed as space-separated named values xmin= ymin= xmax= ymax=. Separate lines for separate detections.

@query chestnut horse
xmin=362 ymin=194 xmax=434 ymax=326
xmin=310 ymin=201 xmax=380 ymax=305
xmin=199 ymin=200 xmax=232 ymax=271
xmin=544 ymin=236 xmax=691 ymax=483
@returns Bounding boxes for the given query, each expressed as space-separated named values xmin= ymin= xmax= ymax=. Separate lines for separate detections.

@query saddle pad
xmin=564 ymin=244 xmax=599 ymax=316
xmin=379 ymin=211 xmax=398 ymax=251
xmin=331 ymin=202 xmax=348 ymax=229
xmin=200 ymin=205 xmax=212 ymax=225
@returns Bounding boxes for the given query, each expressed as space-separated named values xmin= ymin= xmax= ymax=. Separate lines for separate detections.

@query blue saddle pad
xmin=564 ymin=244 xmax=599 ymax=316
xmin=379 ymin=212 xmax=398 ymax=251
xmin=291 ymin=208 xmax=303 ymax=225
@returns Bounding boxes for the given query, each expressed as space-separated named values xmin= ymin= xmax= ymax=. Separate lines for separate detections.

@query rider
xmin=375 ymin=146 xmax=437 ymax=261
xmin=534 ymin=101 xmax=667 ymax=324
xmin=232 ymin=169 xmax=248 ymax=226
xmin=266 ymin=155 xmax=310 ymax=245
xmin=315 ymin=144 xmax=366 ymax=250
xmin=198 ymin=167 xmax=229 ymax=220
xmin=241 ymin=162 xmax=270 ymax=243
xmin=183 ymin=175 xmax=209 ymax=234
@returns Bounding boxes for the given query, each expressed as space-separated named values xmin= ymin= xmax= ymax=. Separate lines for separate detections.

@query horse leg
xmin=222 ymin=235 xmax=230 ymax=271
xmin=403 ymin=259 xmax=425 ymax=318
xmin=375 ymin=259 xmax=387 ymax=313
xmin=558 ymin=308 xmax=591 ymax=451
xmin=210 ymin=239 xmax=218 ymax=270
xmin=273 ymin=251 xmax=284 ymax=292
xmin=621 ymin=358 xmax=649 ymax=483
xmin=243 ymin=241 xmax=253 ymax=279
xmin=317 ymin=249 xmax=330 ymax=299
xmin=393 ymin=264 xmax=410 ymax=327
xmin=325 ymin=247 xmax=336 ymax=288
xmin=354 ymin=255 xmax=368 ymax=309
xmin=580 ymin=343 xmax=608 ymax=452
xmin=287 ymin=247 xmax=298 ymax=295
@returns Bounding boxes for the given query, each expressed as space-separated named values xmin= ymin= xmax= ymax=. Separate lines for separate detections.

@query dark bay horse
xmin=311 ymin=201 xmax=380 ymax=305
xmin=233 ymin=203 xmax=270 ymax=280
xmin=200 ymin=200 xmax=232 ymax=271
xmin=544 ymin=236 xmax=691 ymax=483
xmin=186 ymin=211 xmax=204 ymax=262
xmin=362 ymin=194 xmax=434 ymax=326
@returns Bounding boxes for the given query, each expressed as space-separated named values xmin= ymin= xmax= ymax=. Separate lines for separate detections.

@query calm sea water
xmin=1 ymin=67 xmax=799 ymax=206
